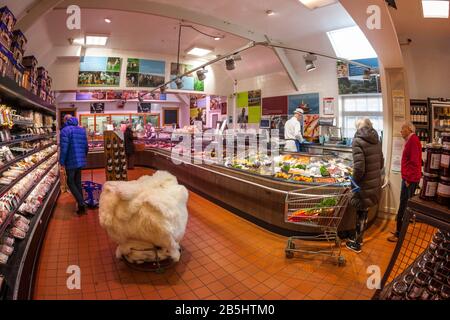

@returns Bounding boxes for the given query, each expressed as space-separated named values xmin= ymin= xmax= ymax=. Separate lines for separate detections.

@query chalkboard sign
xmin=163 ymin=109 xmax=179 ymax=126
xmin=90 ymin=102 xmax=105 ymax=114
xmin=138 ymin=102 xmax=152 ymax=113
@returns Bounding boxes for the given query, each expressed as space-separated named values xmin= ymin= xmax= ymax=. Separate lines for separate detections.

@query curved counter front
xmin=131 ymin=149 xmax=379 ymax=236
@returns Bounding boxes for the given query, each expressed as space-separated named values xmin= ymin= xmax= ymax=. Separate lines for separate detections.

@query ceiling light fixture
xmin=196 ymin=68 xmax=208 ymax=81
xmin=160 ymin=86 xmax=167 ymax=94
xmin=104 ymin=18 xmax=112 ymax=23
xmin=422 ymin=0 xmax=449 ymax=18
xmin=85 ymin=35 xmax=109 ymax=46
xmin=304 ymin=54 xmax=317 ymax=72
xmin=298 ymin=0 xmax=338 ymax=10
xmin=187 ymin=47 xmax=213 ymax=57
xmin=175 ymin=77 xmax=183 ymax=89
xmin=71 ymin=37 xmax=85 ymax=46
xmin=214 ymin=37 xmax=221 ymax=41
xmin=266 ymin=10 xmax=275 ymax=16
xmin=225 ymin=57 xmax=235 ymax=71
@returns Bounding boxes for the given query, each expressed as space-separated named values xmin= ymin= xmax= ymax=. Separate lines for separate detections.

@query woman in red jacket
xmin=388 ymin=122 xmax=422 ymax=242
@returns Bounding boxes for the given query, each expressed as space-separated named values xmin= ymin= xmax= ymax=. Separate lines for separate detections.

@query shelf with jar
xmin=374 ymin=196 xmax=449 ymax=301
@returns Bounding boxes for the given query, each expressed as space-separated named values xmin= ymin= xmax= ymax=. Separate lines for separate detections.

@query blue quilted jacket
xmin=59 ymin=117 xmax=88 ymax=169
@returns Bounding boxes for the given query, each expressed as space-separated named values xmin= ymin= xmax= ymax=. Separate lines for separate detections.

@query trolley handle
xmin=349 ymin=176 xmax=360 ymax=193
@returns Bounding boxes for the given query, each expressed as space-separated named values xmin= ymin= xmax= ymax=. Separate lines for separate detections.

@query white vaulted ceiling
xmin=4 ymin=0 xmax=359 ymax=82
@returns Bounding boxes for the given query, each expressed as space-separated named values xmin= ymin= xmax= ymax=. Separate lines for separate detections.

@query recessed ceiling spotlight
xmin=266 ymin=10 xmax=275 ymax=16
xmin=104 ymin=18 xmax=112 ymax=23
xmin=214 ymin=37 xmax=221 ymax=41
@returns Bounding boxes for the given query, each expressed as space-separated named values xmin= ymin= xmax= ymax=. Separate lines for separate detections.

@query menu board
xmin=126 ymin=58 xmax=165 ymax=88
xmin=78 ymin=56 xmax=122 ymax=87
xmin=138 ymin=103 xmax=152 ymax=113
xmin=90 ymin=102 xmax=105 ymax=114
xmin=163 ymin=109 xmax=179 ymax=126
xmin=170 ymin=63 xmax=204 ymax=91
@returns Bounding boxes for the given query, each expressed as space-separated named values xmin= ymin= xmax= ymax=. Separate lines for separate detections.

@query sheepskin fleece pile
xmin=99 ymin=171 xmax=188 ymax=263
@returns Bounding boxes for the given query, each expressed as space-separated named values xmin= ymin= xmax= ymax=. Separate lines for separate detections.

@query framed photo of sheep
xmin=162 ymin=108 xmax=179 ymax=127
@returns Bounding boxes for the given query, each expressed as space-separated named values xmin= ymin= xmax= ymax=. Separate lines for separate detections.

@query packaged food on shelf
xmin=13 ymin=219 xmax=29 ymax=233
xmin=9 ymin=227 xmax=25 ymax=240
xmin=0 ymin=236 xmax=14 ymax=246
xmin=0 ymin=23 xmax=12 ymax=49
xmin=0 ymin=6 xmax=16 ymax=32
xmin=0 ymin=252 xmax=8 ymax=264
xmin=12 ymin=30 xmax=27 ymax=51
xmin=0 ymin=244 xmax=13 ymax=256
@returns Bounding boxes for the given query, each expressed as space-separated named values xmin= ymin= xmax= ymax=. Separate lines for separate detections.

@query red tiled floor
xmin=34 ymin=168 xmax=396 ymax=300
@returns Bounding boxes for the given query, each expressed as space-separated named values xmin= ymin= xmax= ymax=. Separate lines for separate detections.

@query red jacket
xmin=401 ymin=134 xmax=422 ymax=183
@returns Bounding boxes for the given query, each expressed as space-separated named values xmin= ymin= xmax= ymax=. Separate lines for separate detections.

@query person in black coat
xmin=124 ymin=124 xmax=136 ymax=170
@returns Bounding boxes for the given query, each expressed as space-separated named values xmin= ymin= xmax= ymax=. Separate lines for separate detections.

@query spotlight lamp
xmin=304 ymin=54 xmax=317 ymax=72
xmin=225 ymin=57 xmax=236 ymax=71
xmin=160 ymin=86 xmax=167 ymax=94
xmin=196 ymin=68 xmax=208 ymax=81
xmin=175 ymin=77 xmax=183 ymax=89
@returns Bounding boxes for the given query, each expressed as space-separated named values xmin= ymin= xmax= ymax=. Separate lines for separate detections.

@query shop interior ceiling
xmin=389 ymin=0 xmax=450 ymax=49
xmin=7 ymin=0 xmax=357 ymax=82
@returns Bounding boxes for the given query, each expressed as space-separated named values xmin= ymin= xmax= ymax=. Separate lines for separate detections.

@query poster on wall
xmin=78 ymin=56 xmax=122 ymax=87
xmin=137 ymin=103 xmax=152 ymax=113
xmin=170 ymin=63 xmax=204 ymax=91
xmin=288 ymin=93 xmax=320 ymax=115
xmin=76 ymin=91 xmax=107 ymax=100
xmin=323 ymin=97 xmax=335 ymax=115
xmin=126 ymin=58 xmax=165 ymax=88
xmin=90 ymin=102 xmax=105 ymax=114
xmin=262 ymin=96 xmax=288 ymax=116
xmin=303 ymin=115 xmax=320 ymax=140
xmin=337 ymin=58 xmax=381 ymax=95
xmin=237 ymin=90 xmax=261 ymax=124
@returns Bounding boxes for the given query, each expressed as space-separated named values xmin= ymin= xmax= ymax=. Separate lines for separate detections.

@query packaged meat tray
xmin=1 ymin=236 xmax=14 ymax=247
xmin=0 ymin=244 xmax=13 ymax=256
xmin=0 ymin=252 xmax=8 ymax=265
xmin=14 ymin=220 xmax=29 ymax=233
xmin=9 ymin=227 xmax=26 ymax=239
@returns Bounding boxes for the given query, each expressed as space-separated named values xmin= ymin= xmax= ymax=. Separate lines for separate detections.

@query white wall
xmin=232 ymin=57 xmax=339 ymax=129
xmin=48 ymin=47 xmax=234 ymax=96
xmin=402 ymin=44 xmax=450 ymax=100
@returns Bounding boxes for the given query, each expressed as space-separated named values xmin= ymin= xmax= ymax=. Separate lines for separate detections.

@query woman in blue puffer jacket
xmin=60 ymin=116 xmax=89 ymax=215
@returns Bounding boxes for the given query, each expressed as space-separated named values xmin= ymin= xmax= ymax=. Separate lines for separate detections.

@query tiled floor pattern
xmin=34 ymin=168 xmax=396 ymax=300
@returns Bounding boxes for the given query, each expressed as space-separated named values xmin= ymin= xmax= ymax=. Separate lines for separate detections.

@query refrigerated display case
xmin=430 ymin=98 xmax=450 ymax=142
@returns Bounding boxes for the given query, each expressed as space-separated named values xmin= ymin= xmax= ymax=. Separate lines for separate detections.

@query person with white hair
xmin=346 ymin=117 xmax=384 ymax=253
xmin=388 ymin=122 xmax=422 ymax=243
xmin=284 ymin=108 xmax=304 ymax=152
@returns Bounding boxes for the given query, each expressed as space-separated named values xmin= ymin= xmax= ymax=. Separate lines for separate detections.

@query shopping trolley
xmin=82 ymin=169 xmax=102 ymax=208
xmin=284 ymin=179 xmax=359 ymax=266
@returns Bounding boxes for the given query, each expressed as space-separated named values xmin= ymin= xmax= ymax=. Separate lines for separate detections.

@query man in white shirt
xmin=284 ymin=108 xmax=304 ymax=152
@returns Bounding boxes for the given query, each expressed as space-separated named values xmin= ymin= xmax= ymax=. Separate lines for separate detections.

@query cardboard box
xmin=10 ymin=42 xmax=23 ymax=64
xmin=12 ymin=30 xmax=27 ymax=51
xmin=22 ymin=55 xmax=38 ymax=69
xmin=0 ymin=6 xmax=16 ymax=32
xmin=37 ymin=67 xmax=48 ymax=79
xmin=0 ymin=23 xmax=12 ymax=50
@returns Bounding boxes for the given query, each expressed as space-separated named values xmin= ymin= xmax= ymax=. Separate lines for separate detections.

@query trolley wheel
xmin=338 ymin=256 xmax=346 ymax=267
xmin=285 ymin=250 xmax=294 ymax=259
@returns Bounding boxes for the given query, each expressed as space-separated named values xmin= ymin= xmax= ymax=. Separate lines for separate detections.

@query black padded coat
xmin=350 ymin=127 xmax=384 ymax=211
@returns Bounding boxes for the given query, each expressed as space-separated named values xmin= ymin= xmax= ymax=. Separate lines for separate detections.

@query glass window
xmin=80 ymin=115 xmax=95 ymax=135
xmin=111 ymin=115 xmax=130 ymax=131
xmin=146 ymin=114 xmax=159 ymax=127
xmin=327 ymin=26 xmax=377 ymax=60
xmin=95 ymin=115 xmax=110 ymax=137
xmin=340 ymin=94 xmax=383 ymax=139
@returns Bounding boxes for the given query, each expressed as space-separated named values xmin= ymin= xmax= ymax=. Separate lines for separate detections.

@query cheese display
xmin=224 ymin=153 xmax=353 ymax=184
